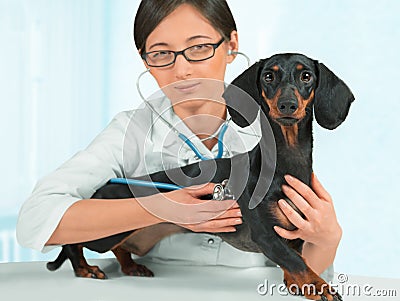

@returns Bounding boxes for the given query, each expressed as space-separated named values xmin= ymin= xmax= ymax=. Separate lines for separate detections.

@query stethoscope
xmin=134 ymin=49 xmax=250 ymax=160
xmin=109 ymin=51 xmax=251 ymax=200
xmin=135 ymin=68 xmax=229 ymax=161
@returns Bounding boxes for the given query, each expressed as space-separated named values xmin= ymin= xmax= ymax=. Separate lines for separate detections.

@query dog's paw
xmin=122 ymin=262 xmax=154 ymax=277
xmin=283 ymin=268 xmax=342 ymax=301
xmin=75 ymin=265 xmax=107 ymax=279
xmin=332 ymin=293 xmax=343 ymax=301
xmin=319 ymin=292 xmax=343 ymax=301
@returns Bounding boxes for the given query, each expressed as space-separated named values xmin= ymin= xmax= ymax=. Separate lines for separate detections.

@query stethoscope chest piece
xmin=212 ymin=179 xmax=235 ymax=201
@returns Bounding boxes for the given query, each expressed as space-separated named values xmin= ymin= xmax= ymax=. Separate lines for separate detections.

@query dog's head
xmin=224 ymin=53 xmax=354 ymax=132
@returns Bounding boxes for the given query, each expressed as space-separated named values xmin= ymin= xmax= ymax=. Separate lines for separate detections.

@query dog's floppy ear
xmin=223 ymin=61 xmax=264 ymax=127
xmin=314 ymin=62 xmax=355 ymax=130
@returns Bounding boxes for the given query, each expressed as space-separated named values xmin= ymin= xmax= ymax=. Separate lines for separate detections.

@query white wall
xmin=0 ymin=0 xmax=398 ymax=278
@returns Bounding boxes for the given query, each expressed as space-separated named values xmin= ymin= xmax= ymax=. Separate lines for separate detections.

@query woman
xmin=17 ymin=0 xmax=342 ymax=279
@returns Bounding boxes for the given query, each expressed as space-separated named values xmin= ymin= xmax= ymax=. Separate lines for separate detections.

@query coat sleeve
xmin=16 ymin=111 xmax=139 ymax=252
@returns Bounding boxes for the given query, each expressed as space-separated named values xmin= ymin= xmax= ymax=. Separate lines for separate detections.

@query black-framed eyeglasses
xmin=141 ymin=38 xmax=225 ymax=68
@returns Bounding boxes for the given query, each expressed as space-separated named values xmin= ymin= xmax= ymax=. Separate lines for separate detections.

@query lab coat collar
xmin=148 ymin=96 xmax=261 ymax=160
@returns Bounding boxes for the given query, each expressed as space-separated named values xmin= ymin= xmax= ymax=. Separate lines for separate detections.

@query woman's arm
xmin=17 ymin=111 xmax=135 ymax=251
xmin=302 ymin=237 xmax=341 ymax=275
xmin=47 ymin=183 xmax=242 ymax=246
xmin=46 ymin=197 xmax=162 ymax=245
xmin=273 ymin=173 xmax=342 ymax=275
xmin=18 ymin=110 xmax=243 ymax=251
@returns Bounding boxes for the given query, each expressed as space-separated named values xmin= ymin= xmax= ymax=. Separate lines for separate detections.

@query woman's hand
xmin=273 ymin=173 xmax=342 ymax=249
xmin=139 ymin=183 xmax=242 ymax=233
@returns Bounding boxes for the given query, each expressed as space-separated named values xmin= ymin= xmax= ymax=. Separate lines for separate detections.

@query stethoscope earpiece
xmin=227 ymin=50 xmax=251 ymax=67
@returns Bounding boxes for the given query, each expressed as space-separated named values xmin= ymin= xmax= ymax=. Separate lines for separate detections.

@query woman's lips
xmin=174 ymin=81 xmax=200 ymax=93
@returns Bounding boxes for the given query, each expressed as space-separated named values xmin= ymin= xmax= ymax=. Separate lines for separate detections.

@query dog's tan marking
xmin=292 ymin=89 xmax=314 ymax=120
xmin=272 ymin=65 xmax=279 ymax=71
xmin=261 ymin=89 xmax=300 ymax=147
xmin=280 ymin=124 xmax=299 ymax=147
xmin=112 ymin=246 xmax=154 ymax=277
xmin=296 ymin=64 xmax=304 ymax=70
xmin=75 ymin=245 xmax=106 ymax=279
xmin=261 ymin=88 xmax=315 ymax=147
xmin=282 ymin=266 xmax=339 ymax=300
xmin=261 ymin=89 xmax=281 ymax=119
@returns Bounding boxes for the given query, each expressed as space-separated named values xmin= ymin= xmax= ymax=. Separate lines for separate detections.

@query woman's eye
xmin=264 ymin=72 xmax=275 ymax=83
xmin=300 ymin=71 xmax=312 ymax=83
xmin=192 ymin=45 xmax=205 ymax=50
xmin=152 ymin=51 xmax=171 ymax=58
xmin=190 ymin=44 xmax=211 ymax=54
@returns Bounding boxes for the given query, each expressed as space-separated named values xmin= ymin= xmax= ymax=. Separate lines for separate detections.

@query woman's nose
xmin=173 ymin=54 xmax=193 ymax=79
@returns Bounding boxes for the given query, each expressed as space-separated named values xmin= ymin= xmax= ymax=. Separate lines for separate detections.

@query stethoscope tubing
xmin=109 ymin=178 xmax=183 ymax=190
xmin=110 ymin=51 xmax=252 ymax=191
xmin=136 ymin=69 xmax=230 ymax=161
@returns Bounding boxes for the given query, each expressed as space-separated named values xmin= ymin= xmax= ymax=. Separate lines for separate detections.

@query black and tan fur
xmin=47 ymin=53 xmax=354 ymax=301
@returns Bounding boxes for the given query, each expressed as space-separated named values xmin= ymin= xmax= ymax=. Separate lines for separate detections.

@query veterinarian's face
xmin=142 ymin=4 xmax=238 ymax=103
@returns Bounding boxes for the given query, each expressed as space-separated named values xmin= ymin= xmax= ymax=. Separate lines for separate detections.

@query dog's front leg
xmin=63 ymin=244 xmax=107 ymax=279
xmin=111 ymin=246 xmax=154 ymax=277
xmin=245 ymin=206 xmax=342 ymax=301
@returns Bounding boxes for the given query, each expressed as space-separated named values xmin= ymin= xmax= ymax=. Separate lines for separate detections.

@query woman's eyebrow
xmin=148 ymin=42 xmax=169 ymax=51
xmin=148 ymin=35 xmax=214 ymax=51
xmin=187 ymin=35 xmax=213 ymax=42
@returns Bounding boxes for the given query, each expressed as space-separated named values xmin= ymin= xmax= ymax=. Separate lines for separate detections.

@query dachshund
xmin=47 ymin=53 xmax=354 ymax=301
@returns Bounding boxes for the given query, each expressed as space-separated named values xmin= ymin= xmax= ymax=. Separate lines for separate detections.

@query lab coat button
xmin=208 ymin=238 xmax=214 ymax=244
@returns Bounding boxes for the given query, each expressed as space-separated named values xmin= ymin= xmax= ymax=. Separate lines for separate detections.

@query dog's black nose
xmin=278 ymin=99 xmax=298 ymax=115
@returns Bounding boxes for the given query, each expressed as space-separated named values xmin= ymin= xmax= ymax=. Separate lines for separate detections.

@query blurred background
xmin=0 ymin=0 xmax=399 ymax=278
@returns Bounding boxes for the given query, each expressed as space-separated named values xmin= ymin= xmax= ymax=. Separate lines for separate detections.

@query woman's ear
xmin=139 ymin=49 xmax=149 ymax=68
xmin=226 ymin=30 xmax=239 ymax=64
xmin=223 ymin=60 xmax=263 ymax=127
xmin=314 ymin=62 xmax=355 ymax=130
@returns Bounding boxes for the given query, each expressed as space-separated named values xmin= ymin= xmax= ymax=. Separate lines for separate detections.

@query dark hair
xmin=134 ymin=0 xmax=237 ymax=53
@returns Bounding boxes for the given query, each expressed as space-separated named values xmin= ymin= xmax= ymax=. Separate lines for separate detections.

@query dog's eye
xmin=300 ymin=71 xmax=312 ymax=83
xmin=264 ymin=72 xmax=275 ymax=83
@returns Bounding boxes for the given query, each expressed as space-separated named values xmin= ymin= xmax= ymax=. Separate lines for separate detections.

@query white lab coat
xmin=16 ymin=96 xmax=333 ymax=280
